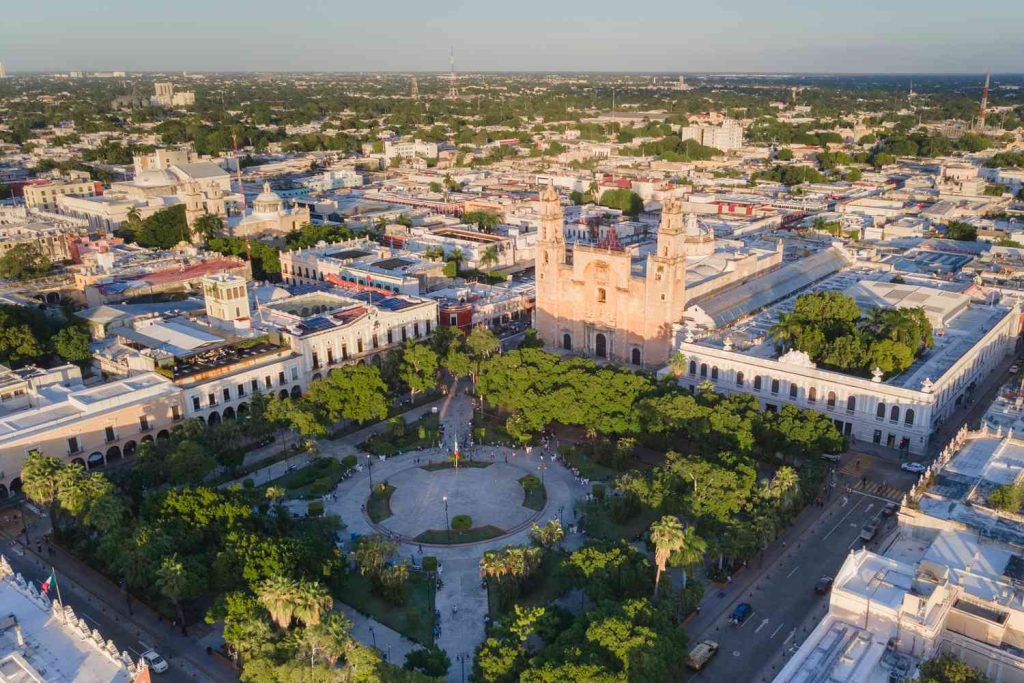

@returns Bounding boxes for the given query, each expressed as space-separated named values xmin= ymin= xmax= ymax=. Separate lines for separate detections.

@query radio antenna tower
xmin=978 ymin=69 xmax=991 ymax=129
xmin=447 ymin=46 xmax=458 ymax=99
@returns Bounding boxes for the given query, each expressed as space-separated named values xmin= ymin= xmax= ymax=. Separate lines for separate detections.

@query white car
xmin=901 ymin=462 xmax=927 ymax=474
xmin=141 ymin=650 xmax=169 ymax=673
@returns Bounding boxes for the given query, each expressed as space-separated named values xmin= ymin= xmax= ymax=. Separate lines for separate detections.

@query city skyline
xmin=2 ymin=0 xmax=1022 ymax=74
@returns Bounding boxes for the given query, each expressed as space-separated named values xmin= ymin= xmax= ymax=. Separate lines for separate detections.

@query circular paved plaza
xmin=374 ymin=461 xmax=542 ymax=541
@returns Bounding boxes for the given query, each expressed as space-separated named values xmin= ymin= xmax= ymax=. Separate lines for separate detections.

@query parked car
xmin=729 ymin=602 xmax=752 ymax=625
xmin=815 ymin=576 xmax=834 ymax=594
xmin=860 ymin=519 xmax=880 ymax=541
xmin=820 ymin=452 xmax=841 ymax=463
xmin=882 ymin=502 xmax=898 ymax=517
xmin=687 ymin=640 xmax=720 ymax=670
xmin=141 ymin=651 xmax=169 ymax=674
xmin=901 ymin=462 xmax=927 ymax=474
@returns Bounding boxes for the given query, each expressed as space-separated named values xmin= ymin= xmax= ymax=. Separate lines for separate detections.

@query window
xmin=208 ymin=392 xmax=217 ymax=406
xmin=711 ymin=366 xmax=718 ymax=381
xmin=105 ymin=426 xmax=116 ymax=443
xmin=736 ymin=372 xmax=744 ymax=387
xmin=312 ymin=352 xmax=320 ymax=370
xmin=327 ymin=348 xmax=335 ymax=365
xmin=251 ymin=379 xmax=259 ymax=393
xmin=401 ymin=327 xmax=408 ymax=342
xmin=265 ymin=376 xmax=272 ymax=389
xmin=771 ymin=379 xmax=780 ymax=395
xmin=905 ymin=409 xmax=915 ymax=426
xmin=876 ymin=403 xmax=886 ymax=420
xmin=279 ymin=371 xmax=286 ymax=386
xmin=223 ymin=388 xmax=231 ymax=402
xmin=237 ymin=384 xmax=245 ymax=397
xmin=68 ymin=436 xmax=80 ymax=454
xmin=291 ymin=367 xmax=299 ymax=381
xmin=414 ymin=323 xmax=420 ymax=338
xmin=387 ymin=329 xmax=394 ymax=344
xmin=754 ymin=376 xmax=762 ymax=391
xmin=826 ymin=392 xmax=836 ymax=409
xmin=846 ymin=396 xmax=856 ymax=413
xmin=426 ymin=321 xmax=431 ymax=334
xmin=689 ymin=361 xmax=697 ymax=376
xmin=808 ymin=387 xmax=817 ymax=403
xmin=789 ymin=384 xmax=798 ymax=399
xmin=597 ymin=288 xmax=607 ymax=303
xmin=139 ymin=416 xmax=150 ymax=431
xmin=172 ymin=405 xmax=181 ymax=420
xmin=357 ymin=338 xmax=364 ymax=353
xmin=890 ymin=406 xmax=900 ymax=422
xmin=342 ymin=345 xmax=349 ymax=360
xmin=192 ymin=396 xmax=201 ymax=410
xmin=372 ymin=334 xmax=379 ymax=349
xmin=700 ymin=363 xmax=708 ymax=378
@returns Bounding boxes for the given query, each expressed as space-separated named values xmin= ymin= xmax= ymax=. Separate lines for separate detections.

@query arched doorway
xmin=562 ymin=333 xmax=572 ymax=351
xmin=208 ymin=411 xmax=221 ymax=426
xmin=123 ymin=440 xmax=137 ymax=457
xmin=157 ymin=429 xmax=171 ymax=441
xmin=87 ymin=452 xmax=105 ymax=470
xmin=141 ymin=435 xmax=154 ymax=445
xmin=237 ymin=402 xmax=249 ymax=416
xmin=71 ymin=457 xmax=85 ymax=467
xmin=278 ymin=389 xmax=289 ymax=400
xmin=595 ymin=333 xmax=607 ymax=358
xmin=631 ymin=348 xmax=641 ymax=365
xmin=9 ymin=478 xmax=22 ymax=495
xmin=290 ymin=386 xmax=301 ymax=399
xmin=223 ymin=406 xmax=236 ymax=420
xmin=105 ymin=446 xmax=122 ymax=463
xmin=311 ymin=373 xmax=322 ymax=382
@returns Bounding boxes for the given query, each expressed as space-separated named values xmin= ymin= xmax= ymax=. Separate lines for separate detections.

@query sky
xmin=3 ymin=0 xmax=1022 ymax=74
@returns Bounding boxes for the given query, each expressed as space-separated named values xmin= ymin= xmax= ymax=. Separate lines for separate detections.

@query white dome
xmin=134 ymin=169 xmax=177 ymax=188
xmin=254 ymin=181 xmax=280 ymax=204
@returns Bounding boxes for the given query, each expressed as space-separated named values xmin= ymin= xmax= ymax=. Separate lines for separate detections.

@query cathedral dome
xmin=134 ymin=169 xmax=177 ymax=188
xmin=252 ymin=182 xmax=283 ymax=216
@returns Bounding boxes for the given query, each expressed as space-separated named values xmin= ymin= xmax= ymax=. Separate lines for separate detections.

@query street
xmin=685 ymin=487 xmax=898 ymax=683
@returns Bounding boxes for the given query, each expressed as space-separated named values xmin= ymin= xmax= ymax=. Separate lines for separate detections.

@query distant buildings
xmin=228 ymin=182 xmax=310 ymax=238
xmin=150 ymin=82 xmax=195 ymax=108
xmin=680 ymin=119 xmax=745 ymax=152
xmin=23 ymin=178 xmax=100 ymax=211
xmin=0 ymin=206 xmax=90 ymax=261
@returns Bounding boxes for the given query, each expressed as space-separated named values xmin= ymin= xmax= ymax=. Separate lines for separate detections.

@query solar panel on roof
xmin=299 ymin=316 xmax=334 ymax=332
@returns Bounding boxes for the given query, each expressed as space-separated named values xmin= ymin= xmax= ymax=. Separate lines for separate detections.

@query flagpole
xmin=52 ymin=568 xmax=66 ymax=623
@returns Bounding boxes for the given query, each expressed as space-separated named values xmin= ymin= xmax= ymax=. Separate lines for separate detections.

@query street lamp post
xmin=459 ymin=654 xmax=466 ymax=682
xmin=443 ymin=496 xmax=451 ymax=543
xmin=367 ymin=454 xmax=374 ymax=490
xmin=369 ymin=625 xmax=376 ymax=648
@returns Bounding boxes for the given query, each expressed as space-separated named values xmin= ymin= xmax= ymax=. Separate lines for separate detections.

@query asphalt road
xmin=685 ymin=489 xmax=896 ymax=683
xmin=2 ymin=539 xmax=197 ymax=683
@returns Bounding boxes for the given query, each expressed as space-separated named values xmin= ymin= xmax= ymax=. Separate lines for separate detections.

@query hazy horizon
xmin=3 ymin=0 xmax=1022 ymax=74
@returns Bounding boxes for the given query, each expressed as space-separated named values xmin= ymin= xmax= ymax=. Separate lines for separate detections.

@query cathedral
xmin=534 ymin=182 xmax=782 ymax=367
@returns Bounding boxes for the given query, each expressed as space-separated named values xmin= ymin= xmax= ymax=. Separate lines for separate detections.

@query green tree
xmin=0 ymin=243 xmax=52 ymax=280
xmin=155 ymin=553 xmax=190 ymax=631
xmin=257 ymin=576 xmax=299 ymax=629
xmin=598 ymin=188 xmax=644 ymax=217
xmin=54 ymin=326 xmax=92 ymax=364
xmin=945 ymin=220 xmax=977 ymax=241
xmin=989 ymin=483 xmax=1024 ymax=513
xmin=305 ymin=364 xmax=388 ymax=425
xmin=21 ymin=451 xmax=64 ymax=526
xmin=480 ymin=245 xmax=500 ymax=272
xmin=399 ymin=341 xmax=438 ymax=398
xmin=649 ymin=515 xmax=685 ymax=598
xmin=463 ymin=210 xmax=502 ymax=233
xmin=191 ymin=213 xmax=224 ymax=243
xmin=916 ymin=653 xmax=989 ymax=683
xmin=776 ymin=147 xmax=794 ymax=161
xmin=466 ymin=325 xmax=500 ymax=383
xmin=404 ymin=645 xmax=451 ymax=677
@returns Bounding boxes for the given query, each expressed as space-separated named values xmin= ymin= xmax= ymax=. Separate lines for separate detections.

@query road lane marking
xmin=786 ymin=565 xmax=800 ymax=578
xmin=737 ymin=610 xmax=756 ymax=629
xmin=784 ymin=629 xmax=796 ymax=644
xmin=823 ymin=498 xmax=865 ymax=540
xmin=865 ymin=503 xmax=874 ymax=513
xmin=770 ymin=623 xmax=785 ymax=638
xmin=755 ymin=618 xmax=769 ymax=633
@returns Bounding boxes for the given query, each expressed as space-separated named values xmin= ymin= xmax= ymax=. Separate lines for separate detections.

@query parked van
xmin=687 ymin=640 xmax=719 ymax=671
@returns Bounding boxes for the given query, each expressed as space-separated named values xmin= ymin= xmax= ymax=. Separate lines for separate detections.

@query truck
xmin=687 ymin=640 xmax=719 ymax=671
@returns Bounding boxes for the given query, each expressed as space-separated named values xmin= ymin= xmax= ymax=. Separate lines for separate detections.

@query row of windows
xmin=68 ymin=407 xmax=182 ymax=454
xmin=689 ymin=360 xmax=916 ymax=427
xmin=309 ymin=323 xmax=429 ymax=368
xmin=191 ymin=369 xmax=299 ymax=410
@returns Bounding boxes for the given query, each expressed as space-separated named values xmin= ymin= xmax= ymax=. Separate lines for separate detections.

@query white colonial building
xmin=668 ymin=273 xmax=1020 ymax=456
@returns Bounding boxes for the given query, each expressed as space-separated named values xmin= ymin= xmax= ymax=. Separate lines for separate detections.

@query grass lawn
xmin=581 ymin=502 xmax=660 ymax=543
xmin=362 ymin=413 xmax=441 ymax=456
xmin=414 ymin=525 xmax=505 ymax=544
xmin=487 ymin=550 xmax=568 ymax=619
xmin=367 ymin=484 xmax=395 ymax=523
xmin=257 ymin=458 xmax=351 ymax=500
xmin=339 ymin=571 xmax=435 ymax=646
xmin=419 ymin=460 xmax=492 ymax=472
xmin=519 ymin=475 xmax=546 ymax=511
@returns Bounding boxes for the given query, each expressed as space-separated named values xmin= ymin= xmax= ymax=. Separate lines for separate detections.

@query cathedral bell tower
xmin=534 ymin=180 xmax=566 ymax=347
xmin=643 ymin=196 xmax=690 ymax=360
xmin=181 ymin=181 xmax=205 ymax=242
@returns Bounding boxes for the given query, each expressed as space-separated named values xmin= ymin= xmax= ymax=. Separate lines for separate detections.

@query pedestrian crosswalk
xmin=847 ymin=479 xmax=903 ymax=501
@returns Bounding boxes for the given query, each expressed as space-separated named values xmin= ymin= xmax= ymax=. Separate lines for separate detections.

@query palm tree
xmin=479 ymin=550 xmax=507 ymax=586
xmin=768 ymin=312 xmax=803 ymax=352
xmin=155 ymin=554 xmax=189 ymax=633
xmin=191 ymin=213 xmax=224 ymax=244
xmin=291 ymin=580 xmax=333 ymax=627
xmin=20 ymin=451 xmax=64 ymax=527
xmin=668 ymin=351 xmax=687 ymax=377
xmin=257 ymin=576 xmax=299 ymax=629
xmin=480 ymin=245 xmax=500 ymax=273
xmin=125 ymin=207 xmax=142 ymax=232
xmin=650 ymin=515 xmax=685 ymax=599
xmin=265 ymin=486 xmax=286 ymax=506
xmin=767 ymin=466 xmax=800 ymax=512
xmin=295 ymin=612 xmax=352 ymax=666
xmin=674 ymin=528 xmax=708 ymax=589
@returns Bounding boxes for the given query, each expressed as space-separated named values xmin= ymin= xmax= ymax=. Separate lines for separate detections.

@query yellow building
xmin=23 ymin=180 xmax=98 ymax=211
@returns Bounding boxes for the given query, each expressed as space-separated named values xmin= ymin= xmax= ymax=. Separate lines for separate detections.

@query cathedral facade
xmin=534 ymin=183 xmax=782 ymax=367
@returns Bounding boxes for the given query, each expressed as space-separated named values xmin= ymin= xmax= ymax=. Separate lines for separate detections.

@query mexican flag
xmin=40 ymin=570 xmax=55 ymax=596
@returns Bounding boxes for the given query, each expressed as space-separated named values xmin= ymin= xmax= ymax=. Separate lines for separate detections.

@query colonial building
xmin=534 ymin=183 xmax=782 ymax=367
xmin=228 ymin=182 xmax=310 ymax=238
